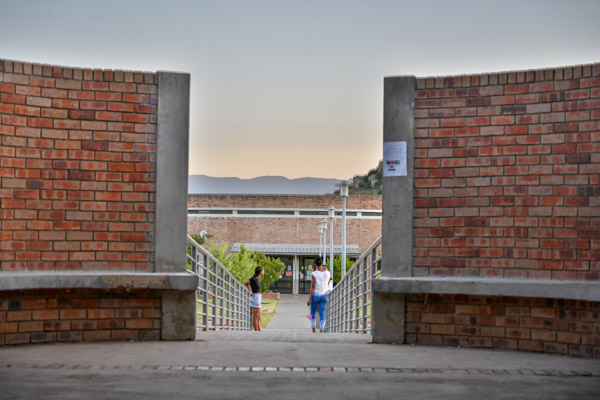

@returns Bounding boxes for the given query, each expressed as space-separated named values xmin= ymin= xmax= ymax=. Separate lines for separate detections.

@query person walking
xmin=306 ymin=256 xmax=332 ymax=333
xmin=244 ymin=266 xmax=265 ymax=331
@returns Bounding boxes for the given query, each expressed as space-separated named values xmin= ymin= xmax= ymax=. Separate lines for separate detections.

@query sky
xmin=1 ymin=0 xmax=599 ymax=180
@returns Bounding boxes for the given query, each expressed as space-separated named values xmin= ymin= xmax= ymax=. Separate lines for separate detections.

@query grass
xmin=195 ymin=297 xmax=279 ymax=329
xmin=260 ymin=298 xmax=278 ymax=328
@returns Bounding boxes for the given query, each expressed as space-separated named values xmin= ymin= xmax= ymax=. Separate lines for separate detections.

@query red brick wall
xmin=190 ymin=217 xmax=381 ymax=253
xmin=0 ymin=59 xmax=158 ymax=272
xmin=0 ymin=288 xmax=161 ymax=345
xmin=187 ymin=195 xmax=382 ymax=252
xmin=413 ymin=63 xmax=600 ymax=280
xmin=406 ymin=294 xmax=600 ymax=358
xmin=188 ymin=194 xmax=382 ymax=209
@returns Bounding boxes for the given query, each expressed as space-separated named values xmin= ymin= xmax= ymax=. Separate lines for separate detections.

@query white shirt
xmin=312 ymin=269 xmax=331 ymax=296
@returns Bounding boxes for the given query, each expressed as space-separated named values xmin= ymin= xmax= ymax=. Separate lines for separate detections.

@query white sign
xmin=383 ymin=141 xmax=407 ymax=177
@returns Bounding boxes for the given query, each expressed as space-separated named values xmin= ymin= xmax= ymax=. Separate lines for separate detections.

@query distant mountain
xmin=188 ymin=175 xmax=341 ymax=195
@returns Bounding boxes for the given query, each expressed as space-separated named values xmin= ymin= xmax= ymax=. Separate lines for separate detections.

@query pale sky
xmin=1 ymin=0 xmax=599 ymax=179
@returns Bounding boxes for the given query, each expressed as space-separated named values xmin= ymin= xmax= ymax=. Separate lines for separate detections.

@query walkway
xmin=1 ymin=294 xmax=599 ymax=399
xmin=201 ymin=294 xmax=371 ymax=343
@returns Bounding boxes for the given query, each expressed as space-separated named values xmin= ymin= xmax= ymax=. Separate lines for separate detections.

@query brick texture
xmin=188 ymin=194 xmax=382 ymax=210
xmin=187 ymin=195 xmax=382 ymax=252
xmin=413 ymin=63 xmax=600 ymax=280
xmin=0 ymin=288 xmax=161 ymax=345
xmin=0 ymin=59 xmax=158 ymax=272
xmin=405 ymin=293 xmax=600 ymax=358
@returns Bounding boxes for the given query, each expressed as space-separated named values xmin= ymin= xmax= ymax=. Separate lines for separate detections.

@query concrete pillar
xmin=382 ymin=76 xmax=415 ymax=278
xmin=155 ymin=71 xmax=190 ymax=273
xmin=372 ymin=292 xmax=406 ymax=343
xmin=293 ymin=255 xmax=299 ymax=295
xmin=373 ymin=76 xmax=415 ymax=344
xmin=155 ymin=71 xmax=195 ymax=340
xmin=161 ymin=290 xmax=197 ymax=340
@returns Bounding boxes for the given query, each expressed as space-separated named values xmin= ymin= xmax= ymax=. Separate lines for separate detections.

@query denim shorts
xmin=250 ymin=293 xmax=262 ymax=308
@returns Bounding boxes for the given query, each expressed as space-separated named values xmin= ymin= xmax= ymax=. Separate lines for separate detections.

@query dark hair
xmin=314 ymin=256 xmax=322 ymax=266
xmin=254 ymin=266 xmax=263 ymax=277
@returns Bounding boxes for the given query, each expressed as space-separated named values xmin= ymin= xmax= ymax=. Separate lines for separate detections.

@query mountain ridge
xmin=188 ymin=174 xmax=341 ymax=195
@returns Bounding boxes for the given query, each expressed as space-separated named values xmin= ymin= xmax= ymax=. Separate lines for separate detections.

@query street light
xmin=328 ymin=206 xmax=335 ymax=276
xmin=318 ymin=223 xmax=325 ymax=261
xmin=321 ymin=219 xmax=328 ymax=271
xmin=337 ymin=181 xmax=349 ymax=277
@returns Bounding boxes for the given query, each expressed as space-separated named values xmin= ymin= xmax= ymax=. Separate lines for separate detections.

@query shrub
xmin=208 ymin=242 xmax=285 ymax=293
xmin=331 ymin=256 xmax=355 ymax=284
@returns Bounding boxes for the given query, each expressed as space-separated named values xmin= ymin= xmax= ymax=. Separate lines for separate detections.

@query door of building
xmin=299 ymin=257 xmax=316 ymax=294
xmin=270 ymin=256 xmax=293 ymax=294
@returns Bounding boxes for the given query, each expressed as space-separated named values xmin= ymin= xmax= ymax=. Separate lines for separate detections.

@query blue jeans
xmin=310 ymin=293 xmax=328 ymax=330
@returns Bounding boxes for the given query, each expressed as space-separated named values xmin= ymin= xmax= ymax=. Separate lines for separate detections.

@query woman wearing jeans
xmin=306 ymin=256 xmax=332 ymax=333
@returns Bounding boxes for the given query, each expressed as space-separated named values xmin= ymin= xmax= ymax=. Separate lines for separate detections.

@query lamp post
xmin=338 ymin=181 xmax=349 ymax=277
xmin=321 ymin=219 xmax=328 ymax=270
xmin=318 ymin=224 xmax=324 ymax=261
xmin=328 ymin=206 xmax=335 ymax=276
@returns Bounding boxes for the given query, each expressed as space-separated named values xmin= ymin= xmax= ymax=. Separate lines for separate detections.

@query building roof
xmin=231 ymin=243 xmax=362 ymax=256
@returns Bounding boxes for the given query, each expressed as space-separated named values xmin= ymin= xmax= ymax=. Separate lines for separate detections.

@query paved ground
xmin=1 ymin=294 xmax=599 ymax=399
xmin=266 ymin=293 xmax=314 ymax=330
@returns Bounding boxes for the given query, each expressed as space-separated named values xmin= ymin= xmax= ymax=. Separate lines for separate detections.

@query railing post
xmin=344 ymin=276 xmax=349 ymax=332
xmin=219 ymin=267 xmax=224 ymax=329
xmin=202 ymin=253 xmax=208 ymax=330
xmin=365 ymin=250 xmax=370 ymax=333
xmin=225 ymin=275 xmax=230 ymax=328
xmin=352 ymin=265 xmax=356 ymax=332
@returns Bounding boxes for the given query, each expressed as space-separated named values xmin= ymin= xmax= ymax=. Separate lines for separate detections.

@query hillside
xmin=348 ymin=160 xmax=383 ymax=195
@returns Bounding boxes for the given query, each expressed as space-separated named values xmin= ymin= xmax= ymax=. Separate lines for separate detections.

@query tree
xmin=190 ymin=232 xmax=213 ymax=245
xmin=252 ymin=251 xmax=285 ymax=293
xmin=208 ymin=242 xmax=285 ymax=293
xmin=207 ymin=240 xmax=229 ymax=262
xmin=331 ymin=256 xmax=355 ymax=284
xmin=208 ymin=242 xmax=253 ymax=283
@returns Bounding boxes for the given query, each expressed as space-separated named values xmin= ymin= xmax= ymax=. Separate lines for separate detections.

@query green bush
xmin=208 ymin=242 xmax=285 ymax=293
xmin=252 ymin=251 xmax=286 ymax=293
xmin=190 ymin=233 xmax=213 ymax=244
xmin=331 ymin=256 xmax=355 ymax=284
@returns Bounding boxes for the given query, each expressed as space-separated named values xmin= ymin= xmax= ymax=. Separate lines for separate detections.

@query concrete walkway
xmin=266 ymin=293 xmax=313 ymax=330
xmin=208 ymin=293 xmax=371 ymax=343
xmin=0 ymin=294 xmax=599 ymax=399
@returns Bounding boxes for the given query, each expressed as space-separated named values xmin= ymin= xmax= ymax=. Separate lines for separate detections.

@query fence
xmin=187 ymin=236 xmax=252 ymax=331
xmin=326 ymin=236 xmax=382 ymax=334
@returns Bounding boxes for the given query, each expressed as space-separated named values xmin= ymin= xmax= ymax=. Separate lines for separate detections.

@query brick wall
xmin=0 ymin=288 xmax=161 ymax=345
xmin=188 ymin=194 xmax=382 ymax=209
xmin=413 ymin=63 xmax=600 ymax=280
xmin=190 ymin=217 xmax=381 ymax=252
xmin=187 ymin=195 xmax=382 ymax=252
xmin=0 ymin=59 xmax=158 ymax=272
xmin=406 ymin=294 xmax=600 ymax=358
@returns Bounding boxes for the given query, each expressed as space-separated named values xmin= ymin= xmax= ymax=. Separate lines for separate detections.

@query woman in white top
xmin=306 ymin=256 xmax=332 ymax=333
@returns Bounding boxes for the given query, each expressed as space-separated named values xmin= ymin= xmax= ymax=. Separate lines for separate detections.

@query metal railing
xmin=326 ymin=236 xmax=382 ymax=334
xmin=187 ymin=235 xmax=252 ymax=331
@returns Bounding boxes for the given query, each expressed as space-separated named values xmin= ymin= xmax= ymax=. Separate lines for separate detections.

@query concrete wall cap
xmin=373 ymin=277 xmax=600 ymax=302
xmin=0 ymin=272 xmax=198 ymax=291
